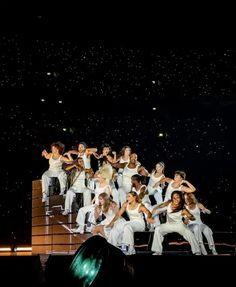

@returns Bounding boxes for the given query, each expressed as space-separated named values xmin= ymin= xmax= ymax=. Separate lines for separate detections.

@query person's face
xmin=78 ymin=144 xmax=85 ymax=153
xmin=172 ymin=193 xmax=181 ymax=205
xmin=98 ymin=197 xmax=105 ymax=205
xmin=184 ymin=195 xmax=192 ymax=205
xmin=77 ymin=159 xmax=84 ymax=167
xmin=51 ymin=146 xmax=58 ymax=153
xmin=130 ymin=154 xmax=137 ymax=163
xmin=103 ymin=147 xmax=110 ymax=155
xmin=174 ymin=174 xmax=183 ymax=182
xmin=156 ymin=163 xmax=163 ymax=172
xmin=131 ymin=177 xmax=137 ymax=186
xmin=126 ymin=193 xmax=135 ymax=203
xmin=124 ymin=147 xmax=131 ymax=156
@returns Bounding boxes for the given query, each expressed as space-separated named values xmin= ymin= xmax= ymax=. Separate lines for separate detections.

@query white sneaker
xmin=71 ymin=227 xmax=84 ymax=234
xmin=200 ymin=243 xmax=208 ymax=255
xmin=128 ymin=248 xmax=136 ymax=255
xmin=62 ymin=210 xmax=69 ymax=216
xmin=42 ymin=193 xmax=47 ymax=203
xmin=212 ymin=248 xmax=218 ymax=255
xmin=152 ymin=252 xmax=162 ymax=256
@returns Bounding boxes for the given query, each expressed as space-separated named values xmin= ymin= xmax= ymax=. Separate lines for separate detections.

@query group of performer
xmin=40 ymin=141 xmax=218 ymax=256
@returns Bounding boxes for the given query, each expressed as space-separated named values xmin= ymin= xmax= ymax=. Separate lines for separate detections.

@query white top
xmin=166 ymin=203 xmax=183 ymax=224
xmin=48 ymin=155 xmax=63 ymax=172
xmin=185 ymin=205 xmax=202 ymax=225
xmin=164 ymin=180 xmax=182 ymax=202
xmin=121 ymin=164 xmax=140 ymax=192
xmin=118 ymin=157 xmax=129 ymax=174
xmin=94 ymin=184 xmax=111 ymax=205
xmin=147 ymin=172 xmax=165 ymax=195
xmin=78 ymin=153 xmax=91 ymax=169
xmin=126 ymin=203 xmax=144 ymax=224
xmin=70 ymin=170 xmax=87 ymax=191
xmin=100 ymin=207 xmax=117 ymax=225
xmin=132 ymin=185 xmax=151 ymax=207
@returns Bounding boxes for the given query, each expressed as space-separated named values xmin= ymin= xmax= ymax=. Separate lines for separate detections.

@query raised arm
xmin=41 ymin=150 xmax=51 ymax=159
xmin=67 ymin=149 xmax=79 ymax=156
xmin=197 ymin=202 xmax=211 ymax=214
xmin=63 ymin=163 xmax=78 ymax=171
xmin=152 ymin=200 xmax=170 ymax=216
xmin=61 ymin=155 xmax=74 ymax=164
xmin=85 ymin=148 xmax=98 ymax=156
xmin=138 ymin=166 xmax=150 ymax=177
xmin=181 ymin=180 xmax=196 ymax=193
xmin=160 ymin=177 xmax=172 ymax=184
xmin=112 ymin=162 xmax=127 ymax=169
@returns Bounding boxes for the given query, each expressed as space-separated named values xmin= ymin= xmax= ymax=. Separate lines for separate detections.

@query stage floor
xmin=32 ymin=180 xmax=236 ymax=256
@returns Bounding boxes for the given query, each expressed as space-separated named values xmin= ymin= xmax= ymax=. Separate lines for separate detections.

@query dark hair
xmin=131 ymin=174 xmax=142 ymax=182
xmin=51 ymin=141 xmax=65 ymax=155
xmin=174 ymin=170 xmax=186 ymax=179
xmin=131 ymin=174 xmax=146 ymax=185
xmin=78 ymin=142 xmax=87 ymax=149
xmin=128 ymin=191 xmax=141 ymax=203
xmin=170 ymin=190 xmax=184 ymax=212
xmin=118 ymin=145 xmax=131 ymax=157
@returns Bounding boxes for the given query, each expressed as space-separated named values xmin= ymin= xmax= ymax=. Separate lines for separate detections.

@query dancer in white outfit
xmin=91 ymin=192 xmax=120 ymax=238
xmin=64 ymin=141 xmax=97 ymax=169
xmin=147 ymin=162 xmax=165 ymax=205
xmin=151 ymin=190 xmax=201 ymax=255
xmin=115 ymin=145 xmax=131 ymax=188
xmin=184 ymin=193 xmax=218 ymax=255
xmin=72 ymin=171 xmax=112 ymax=234
xmin=131 ymin=174 xmax=151 ymax=210
xmin=112 ymin=153 xmax=149 ymax=206
xmin=106 ymin=191 xmax=154 ymax=255
xmin=162 ymin=170 xmax=196 ymax=202
xmin=131 ymin=174 xmax=163 ymax=230
xmin=93 ymin=143 xmax=116 ymax=166
xmin=41 ymin=141 xmax=72 ymax=202
xmin=62 ymin=157 xmax=93 ymax=215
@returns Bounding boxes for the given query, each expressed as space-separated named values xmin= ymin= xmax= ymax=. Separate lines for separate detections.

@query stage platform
xmin=0 ymin=179 xmax=235 ymax=286
xmin=3 ymin=180 xmax=233 ymax=285
xmin=32 ymin=180 xmax=236 ymax=256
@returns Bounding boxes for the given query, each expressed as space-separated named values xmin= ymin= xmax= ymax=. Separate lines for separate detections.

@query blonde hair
xmin=99 ymin=163 xmax=113 ymax=184
xmin=185 ymin=193 xmax=198 ymax=204
xmin=98 ymin=192 xmax=115 ymax=214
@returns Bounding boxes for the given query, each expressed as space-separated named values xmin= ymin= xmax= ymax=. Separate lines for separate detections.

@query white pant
xmin=108 ymin=219 xmax=145 ymax=253
xmin=151 ymin=222 xmax=200 ymax=254
xmin=111 ymin=187 xmax=119 ymax=206
xmin=117 ymin=173 xmax=123 ymax=188
xmin=188 ymin=223 xmax=216 ymax=251
xmin=42 ymin=170 xmax=67 ymax=195
xmin=154 ymin=189 xmax=163 ymax=205
xmin=75 ymin=204 xmax=95 ymax=229
xmin=118 ymin=187 xmax=129 ymax=206
xmin=64 ymin=187 xmax=91 ymax=213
